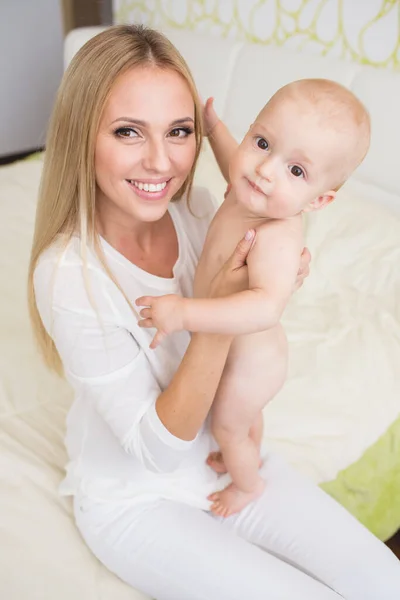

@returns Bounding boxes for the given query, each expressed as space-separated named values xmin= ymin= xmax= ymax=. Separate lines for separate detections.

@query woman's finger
xmin=300 ymin=246 xmax=312 ymax=268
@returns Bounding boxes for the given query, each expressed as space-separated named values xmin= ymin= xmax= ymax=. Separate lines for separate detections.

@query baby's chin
xmin=235 ymin=190 xmax=295 ymax=220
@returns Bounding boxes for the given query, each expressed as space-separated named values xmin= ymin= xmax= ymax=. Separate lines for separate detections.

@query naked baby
xmin=136 ymin=79 xmax=370 ymax=517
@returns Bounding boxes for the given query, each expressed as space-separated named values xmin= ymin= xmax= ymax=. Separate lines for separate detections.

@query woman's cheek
xmin=176 ymin=141 xmax=197 ymax=174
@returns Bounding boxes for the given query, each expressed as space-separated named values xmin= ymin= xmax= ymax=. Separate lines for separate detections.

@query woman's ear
xmin=303 ymin=190 xmax=336 ymax=213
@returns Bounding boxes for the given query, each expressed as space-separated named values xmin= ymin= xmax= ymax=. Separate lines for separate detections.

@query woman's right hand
xmin=209 ymin=229 xmax=256 ymax=299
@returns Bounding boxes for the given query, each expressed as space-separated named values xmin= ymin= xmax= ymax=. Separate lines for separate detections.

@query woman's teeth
xmin=130 ymin=180 xmax=167 ymax=192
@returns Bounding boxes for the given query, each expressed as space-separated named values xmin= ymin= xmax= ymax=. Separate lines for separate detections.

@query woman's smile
xmin=126 ymin=177 xmax=172 ymax=201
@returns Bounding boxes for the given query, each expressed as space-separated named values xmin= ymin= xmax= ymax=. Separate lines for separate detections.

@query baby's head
xmin=229 ymin=78 xmax=370 ymax=219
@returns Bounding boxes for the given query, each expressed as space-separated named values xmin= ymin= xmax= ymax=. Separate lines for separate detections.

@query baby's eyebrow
xmin=252 ymin=121 xmax=269 ymax=133
xmin=292 ymin=151 xmax=313 ymax=166
xmin=251 ymin=121 xmax=274 ymax=140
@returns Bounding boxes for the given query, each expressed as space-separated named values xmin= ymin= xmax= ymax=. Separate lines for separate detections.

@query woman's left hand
xmin=294 ymin=247 xmax=311 ymax=291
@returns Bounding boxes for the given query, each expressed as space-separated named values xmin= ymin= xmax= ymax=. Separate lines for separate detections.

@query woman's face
xmin=95 ymin=66 xmax=197 ymax=225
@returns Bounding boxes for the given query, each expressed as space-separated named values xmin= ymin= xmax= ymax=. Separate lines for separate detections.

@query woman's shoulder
xmin=173 ymin=186 xmax=219 ymax=234
xmin=34 ymin=236 xmax=93 ymax=290
xmin=187 ymin=185 xmax=219 ymax=219
xmin=35 ymin=235 xmax=84 ymax=268
xmin=33 ymin=236 xmax=117 ymax=323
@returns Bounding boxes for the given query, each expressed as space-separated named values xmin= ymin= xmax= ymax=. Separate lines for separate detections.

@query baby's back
xmin=194 ymin=196 xmax=265 ymax=297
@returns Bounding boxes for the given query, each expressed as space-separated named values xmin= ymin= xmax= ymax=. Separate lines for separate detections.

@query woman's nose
xmin=142 ymin=139 xmax=171 ymax=173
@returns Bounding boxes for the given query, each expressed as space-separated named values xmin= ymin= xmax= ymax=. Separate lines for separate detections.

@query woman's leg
xmin=74 ymin=494 xmax=341 ymax=600
xmin=219 ymin=452 xmax=400 ymax=600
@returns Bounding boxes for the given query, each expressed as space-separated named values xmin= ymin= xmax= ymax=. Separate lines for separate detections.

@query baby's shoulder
xmin=257 ymin=215 xmax=304 ymax=239
xmin=252 ymin=216 xmax=304 ymax=257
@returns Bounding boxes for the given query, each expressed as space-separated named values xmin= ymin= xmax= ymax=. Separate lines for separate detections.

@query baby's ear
xmin=303 ymin=190 xmax=336 ymax=213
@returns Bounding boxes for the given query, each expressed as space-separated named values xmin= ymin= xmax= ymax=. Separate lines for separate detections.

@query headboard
xmin=65 ymin=26 xmax=400 ymax=208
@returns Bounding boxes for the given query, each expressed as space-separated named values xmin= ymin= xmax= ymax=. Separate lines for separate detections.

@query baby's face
xmin=229 ymin=98 xmax=343 ymax=219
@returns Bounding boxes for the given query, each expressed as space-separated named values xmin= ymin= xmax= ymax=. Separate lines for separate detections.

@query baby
xmin=136 ymin=79 xmax=371 ymax=517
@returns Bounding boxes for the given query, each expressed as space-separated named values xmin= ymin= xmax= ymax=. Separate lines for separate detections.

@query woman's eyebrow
xmin=111 ymin=117 xmax=194 ymax=126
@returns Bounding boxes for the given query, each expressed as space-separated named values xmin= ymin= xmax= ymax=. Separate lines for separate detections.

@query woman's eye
xmin=256 ymin=137 xmax=269 ymax=150
xmin=115 ymin=127 xmax=138 ymax=138
xmin=169 ymin=127 xmax=193 ymax=138
xmin=290 ymin=165 xmax=304 ymax=178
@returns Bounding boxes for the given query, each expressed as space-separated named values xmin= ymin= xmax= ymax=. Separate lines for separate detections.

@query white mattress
xmin=0 ymin=151 xmax=399 ymax=598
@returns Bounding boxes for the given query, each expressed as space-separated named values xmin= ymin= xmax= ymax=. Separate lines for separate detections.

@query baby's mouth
xmin=247 ymin=178 xmax=266 ymax=196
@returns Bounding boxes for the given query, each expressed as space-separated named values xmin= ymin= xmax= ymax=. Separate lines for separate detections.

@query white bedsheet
xmin=0 ymin=153 xmax=399 ymax=597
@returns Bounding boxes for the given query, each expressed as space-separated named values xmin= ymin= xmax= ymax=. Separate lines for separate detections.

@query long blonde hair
xmin=28 ymin=25 xmax=204 ymax=375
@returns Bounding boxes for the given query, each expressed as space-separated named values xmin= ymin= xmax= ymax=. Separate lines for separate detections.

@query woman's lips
xmin=126 ymin=178 xmax=171 ymax=201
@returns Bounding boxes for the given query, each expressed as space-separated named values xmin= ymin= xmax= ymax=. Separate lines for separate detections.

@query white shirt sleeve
xmin=34 ymin=254 xmax=198 ymax=474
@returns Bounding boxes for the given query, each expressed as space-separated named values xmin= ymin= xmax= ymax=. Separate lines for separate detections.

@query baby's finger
xmin=138 ymin=318 xmax=154 ymax=328
xmin=136 ymin=296 xmax=153 ymax=307
xmin=149 ymin=331 xmax=165 ymax=349
xmin=205 ymin=96 xmax=214 ymax=111
xmin=140 ymin=308 xmax=152 ymax=319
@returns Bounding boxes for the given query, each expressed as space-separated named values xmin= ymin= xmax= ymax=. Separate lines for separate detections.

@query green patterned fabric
xmin=321 ymin=413 xmax=400 ymax=541
xmin=24 ymin=151 xmax=43 ymax=162
xmin=114 ymin=0 xmax=400 ymax=70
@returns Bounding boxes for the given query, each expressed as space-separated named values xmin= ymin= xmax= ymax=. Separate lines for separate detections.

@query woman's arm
xmin=34 ymin=231 xmax=255 ymax=471
xmin=154 ymin=230 xmax=257 ymax=440
xmin=203 ymin=97 xmax=238 ymax=183
xmin=155 ymin=332 xmax=232 ymax=441
xmin=138 ymin=222 xmax=302 ymax=342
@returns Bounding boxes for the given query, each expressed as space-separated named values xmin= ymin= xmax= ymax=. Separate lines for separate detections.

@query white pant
xmin=74 ymin=454 xmax=400 ymax=600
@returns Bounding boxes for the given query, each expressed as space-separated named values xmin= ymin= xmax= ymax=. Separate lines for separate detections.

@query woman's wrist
xmin=190 ymin=331 xmax=233 ymax=351
xmin=155 ymin=331 xmax=233 ymax=441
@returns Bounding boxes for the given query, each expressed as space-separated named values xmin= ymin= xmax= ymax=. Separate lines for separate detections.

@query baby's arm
xmin=137 ymin=221 xmax=302 ymax=347
xmin=203 ymin=97 xmax=238 ymax=183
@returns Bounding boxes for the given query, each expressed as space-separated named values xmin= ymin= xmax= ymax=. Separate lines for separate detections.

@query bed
xmin=0 ymin=26 xmax=399 ymax=599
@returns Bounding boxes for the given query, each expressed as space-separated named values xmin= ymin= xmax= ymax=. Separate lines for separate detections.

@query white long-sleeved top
xmin=34 ymin=187 xmax=226 ymax=509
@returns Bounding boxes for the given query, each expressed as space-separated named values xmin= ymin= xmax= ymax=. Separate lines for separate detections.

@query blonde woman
xmin=28 ymin=25 xmax=400 ymax=600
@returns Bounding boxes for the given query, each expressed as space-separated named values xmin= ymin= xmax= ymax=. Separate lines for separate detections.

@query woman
xmin=28 ymin=25 xmax=400 ymax=600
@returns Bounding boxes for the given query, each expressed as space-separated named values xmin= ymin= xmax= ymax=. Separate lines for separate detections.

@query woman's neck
xmin=95 ymin=197 xmax=178 ymax=277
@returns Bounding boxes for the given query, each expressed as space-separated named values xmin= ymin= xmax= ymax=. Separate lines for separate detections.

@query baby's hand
xmin=202 ymin=97 xmax=220 ymax=136
xmin=135 ymin=294 xmax=185 ymax=349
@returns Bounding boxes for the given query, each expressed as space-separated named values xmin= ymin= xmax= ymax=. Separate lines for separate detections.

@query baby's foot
xmin=206 ymin=451 xmax=227 ymax=474
xmin=208 ymin=479 xmax=265 ymax=518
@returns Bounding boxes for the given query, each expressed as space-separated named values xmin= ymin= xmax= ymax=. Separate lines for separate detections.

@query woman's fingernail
xmin=245 ymin=229 xmax=254 ymax=241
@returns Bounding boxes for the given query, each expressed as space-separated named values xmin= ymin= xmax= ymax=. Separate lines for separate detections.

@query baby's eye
xmin=255 ymin=137 xmax=269 ymax=151
xmin=290 ymin=165 xmax=304 ymax=178
xmin=169 ymin=127 xmax=194 ymax=138
xmin=115 ymin=127 xmax=138 ymax=139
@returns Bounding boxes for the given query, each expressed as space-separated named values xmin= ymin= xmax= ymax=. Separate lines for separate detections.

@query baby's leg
xmin=209 ymin=326 xmax=287 ymax=517
xmin=207 ymin=411 xmax=264 ymax=475
xmin=249 ymin=411 xmax=264 ymax=452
